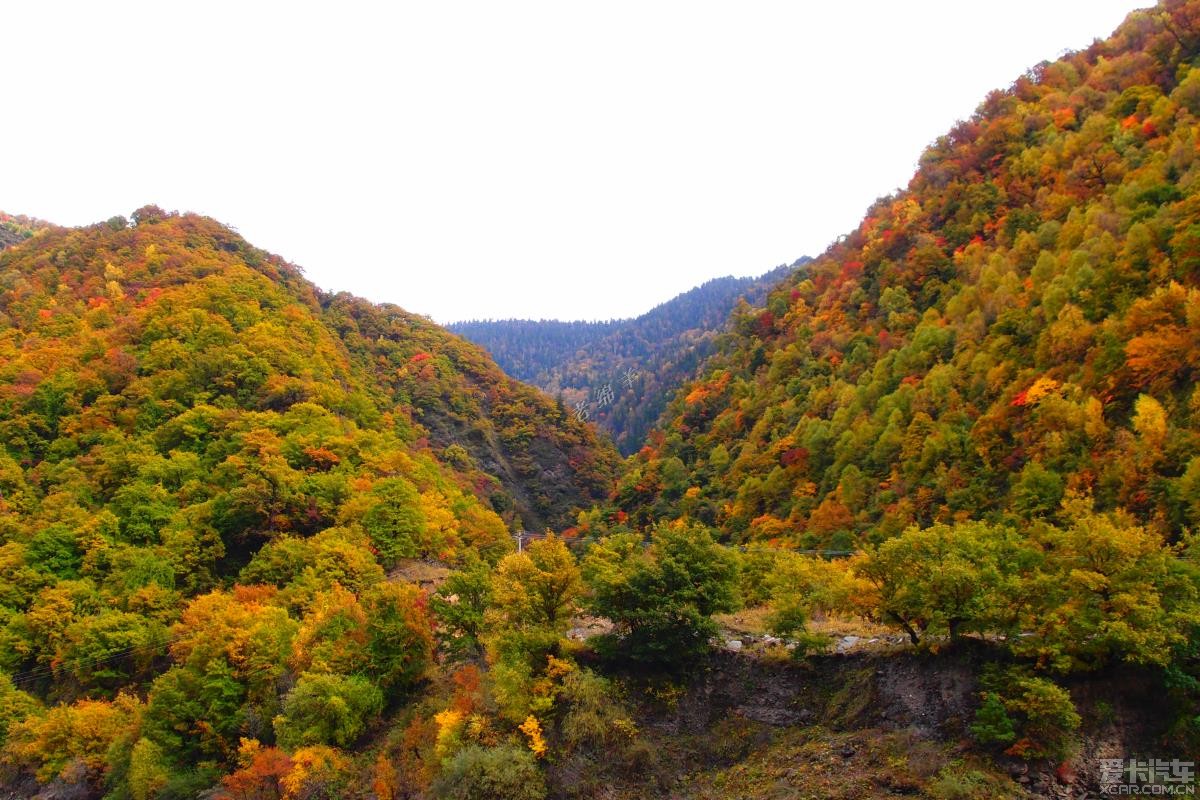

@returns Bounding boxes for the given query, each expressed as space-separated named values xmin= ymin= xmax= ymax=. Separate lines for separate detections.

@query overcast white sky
xmin=2 ymin=1 xmax=1145 ymax=323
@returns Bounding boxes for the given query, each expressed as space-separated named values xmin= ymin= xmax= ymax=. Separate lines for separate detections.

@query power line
xmin=7 ymin=628 xmax=186 ymax=689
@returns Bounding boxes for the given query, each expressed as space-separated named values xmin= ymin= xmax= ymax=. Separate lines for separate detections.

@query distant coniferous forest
xmin=451 ymin=262 xmax=806 ymax=453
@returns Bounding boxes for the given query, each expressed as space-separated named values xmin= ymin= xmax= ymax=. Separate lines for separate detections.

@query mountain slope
xmin=617 ymin=2 xmax=1200 ymax=547
xmin=2 ymin=4 xmax=1200 ymax=796
xmin=0 ymin=213 xmax=51 ymax=251
xmin=452 ymin=262 xmax=804 ymax=454
xmin=320 ymin=294 xmax=620 ymax=531
xmin=0 ymin=206 xmax=619 ymax=796
xmin=0 ymin=206 xmax=617 ymax=554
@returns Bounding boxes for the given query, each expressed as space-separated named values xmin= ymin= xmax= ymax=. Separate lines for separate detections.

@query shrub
xmin=970 ymin=692 xmax=1016 ymax=747
xmin=1003 ymin=676 xmax=1080 ymax=760
xmin=973 ymin=669 xmax=1080 ymax=760
xmin=431 ymin=744 xmax=546 ymax=800
xmin=927 ymin=763 xmax=1022 ymax=800
xmin=274 ymin=672 xmax=384 ymax=749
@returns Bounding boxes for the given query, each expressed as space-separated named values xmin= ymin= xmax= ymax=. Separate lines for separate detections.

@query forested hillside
xmin=0 ymin=208 xmax=617 ymax=535
xmin=320 ymin=295 xmax=619 ymax=531
xmin=1 ymin=2 xmax=1200 ymax=798
xmin=452 ymin=263 xmax=801 ymax=454
xmin=0 ymin=206 xmax=625 ymax=797
xmin=617 ymin=4 xmax=1200 ymax=551
xmin=584 ymin=0 xmax=1200 ymax=770
xmin=0 ymin=214 xmax=50 ymax=251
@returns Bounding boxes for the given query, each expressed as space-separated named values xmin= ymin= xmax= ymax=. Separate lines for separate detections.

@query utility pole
xmin=514 ymin=530 xmax=526 ymax=552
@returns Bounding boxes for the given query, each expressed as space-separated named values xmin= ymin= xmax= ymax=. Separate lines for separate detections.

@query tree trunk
xmin=888 ymin=611 xmax=920 ymax=646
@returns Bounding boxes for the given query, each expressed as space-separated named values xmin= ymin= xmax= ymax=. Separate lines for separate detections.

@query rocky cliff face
xmin=563 ymin=647 xmax=1180 ymax=800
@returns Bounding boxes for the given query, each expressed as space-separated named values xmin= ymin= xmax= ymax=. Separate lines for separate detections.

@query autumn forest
xmin=2 ymin=3 xmax=1200 ymax=799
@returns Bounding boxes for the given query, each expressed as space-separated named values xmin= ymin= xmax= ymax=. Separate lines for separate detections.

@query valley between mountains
xmin=2 ymin=3 xmax=1200 ymax=798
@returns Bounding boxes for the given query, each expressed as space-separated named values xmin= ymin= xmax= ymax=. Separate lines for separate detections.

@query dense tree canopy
xmin=616 ymin=1 xmax=1200 ymax=559
xmin=451 ymin=264 xmax=801 ymax=455
xmin=0 ymin=209 xmax=617 ymax=794
xmin=583 ymin=523 xmax=738 ymax=667
xmin=6 ymin=0 xmax=1200 ymax=795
